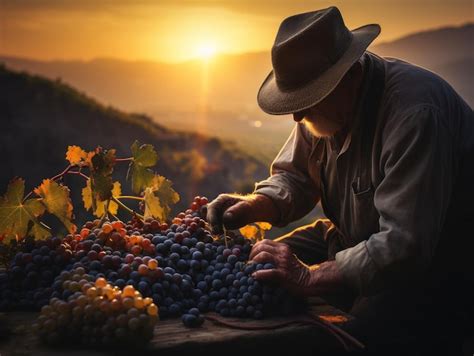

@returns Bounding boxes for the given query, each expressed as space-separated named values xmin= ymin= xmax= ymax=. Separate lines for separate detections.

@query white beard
xmin=302 ymin=116 xmax=342 ymax=138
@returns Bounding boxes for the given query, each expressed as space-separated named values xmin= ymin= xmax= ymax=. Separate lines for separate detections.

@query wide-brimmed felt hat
xmin=257 ymin=6 xmax=381 ymax=115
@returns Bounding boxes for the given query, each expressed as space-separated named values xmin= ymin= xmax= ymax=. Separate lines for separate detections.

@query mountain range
xmin=1 ymin=23 xmax=472 ymax=161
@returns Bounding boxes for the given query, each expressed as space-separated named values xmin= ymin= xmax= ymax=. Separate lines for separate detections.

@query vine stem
xmin=67 ymin=171 xmax=89 ymax=180
xmin=115 ymin=157 xmax=133 ymax=162
xmin=117 ymin=196 xmax=144 ymax=201
xmin=223 ymin=226 xmax=228 ymax=249
xmin=109 ymin=211 xmax=120 ymax=221
xmin=22 ymin=165 xmax=88 ymax=203
xmin=50 ymin=164 xmax=74 ymax=181
xmin=111 ymin=196 xmax=144 ymax=221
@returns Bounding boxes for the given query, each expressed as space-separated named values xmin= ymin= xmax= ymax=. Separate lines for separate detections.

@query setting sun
xmin=196 ymin=42 xmax=217 ymax=59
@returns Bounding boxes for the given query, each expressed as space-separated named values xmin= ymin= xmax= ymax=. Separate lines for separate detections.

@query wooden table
xmin=0 ymin=298 xmax=361 ymax=356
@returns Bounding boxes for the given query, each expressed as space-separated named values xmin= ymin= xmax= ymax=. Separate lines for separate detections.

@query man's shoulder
xmin=378 ymin=55 xmax=466 ymax=118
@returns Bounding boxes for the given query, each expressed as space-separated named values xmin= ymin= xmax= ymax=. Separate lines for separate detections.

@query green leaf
xmin=143 ymin=175 xmax=179 ymax=221
xmin=131 ymin=140 xmax=158 ymax=167
xmin=0 ymin=178 xmax=48 ymax=242
xmin=128 ymin=141 xmax=158 ymax=194
xmin=90 ymin=147 xmax=116 ymax=201
xmin=34 ymin=179 xmax=76 ymax=234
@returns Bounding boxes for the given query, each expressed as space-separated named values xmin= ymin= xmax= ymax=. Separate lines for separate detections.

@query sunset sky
xmin=0 ymin=0 xmax=472 ymax=63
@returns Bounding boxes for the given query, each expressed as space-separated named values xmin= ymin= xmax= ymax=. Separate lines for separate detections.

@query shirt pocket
xmin=349 ymin=178 xmax=379 ymax=242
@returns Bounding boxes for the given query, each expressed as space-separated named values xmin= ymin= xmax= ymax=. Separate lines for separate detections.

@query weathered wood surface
xmin=0 ymin=298 xmax=359 ymax=356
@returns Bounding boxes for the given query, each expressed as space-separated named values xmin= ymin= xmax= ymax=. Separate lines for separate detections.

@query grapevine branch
xmin=117 ymin=196 xmax=144 ymax=201
xmin=112 ymin=196 xmax=144 ymax=221
xmin=1 ymin=141 xmax=176 ymax=242
xmin=22 ymin=164 xmax=88 ymax=203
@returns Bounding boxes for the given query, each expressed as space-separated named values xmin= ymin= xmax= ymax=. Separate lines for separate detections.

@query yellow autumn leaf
xmin=239 ymin=225 xmax=259 ymax=239
xmin=82 ymin=180 xmax=121 ymax=217
xmin=85 ymin=151 xmax=96 ymax=166
xmin=65 ymin=145 xmax=88 ymax=165
xmin=143 ymin=187 xmax=165 ymax=220
xmin=255 ymin=222 xmax=272 ymax=230
xmin=34 ymin=179 xmax=76 ymax=234
xmin=142 ymin=175 xmax=179 ymax=221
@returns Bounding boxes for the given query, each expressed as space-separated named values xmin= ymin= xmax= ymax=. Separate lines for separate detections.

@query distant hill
xmin=372 ymin=23 xmax=473 ymax=68
xmin=1 ymin=23 xmax=471 ymax=112
xmin=1 ymin=23 xmax=472 ymax=161
xmin=0 ymin=65 xmax=268 ymax=225
xmin=372 ymin=23 xmax=473 ymax=105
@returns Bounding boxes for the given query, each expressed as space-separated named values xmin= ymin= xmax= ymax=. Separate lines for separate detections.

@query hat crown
xmin=272 ymin=6 xmax=353 ymax=90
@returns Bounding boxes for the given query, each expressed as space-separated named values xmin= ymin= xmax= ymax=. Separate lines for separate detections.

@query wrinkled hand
xmin=206 ymin=193 xmax=279 ymax=235
xmin=250 ymin=239 xmax=346 ymax=297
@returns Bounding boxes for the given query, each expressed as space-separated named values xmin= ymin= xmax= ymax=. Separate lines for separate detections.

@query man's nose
xmin=293 ymin=110 xmax=306 ymax=122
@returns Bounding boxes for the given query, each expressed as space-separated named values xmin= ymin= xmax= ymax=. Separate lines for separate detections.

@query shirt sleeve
xmin=253 ymin=122 xmax=320 ymax=227
xmin=335 ymin=105 xmax=454 ymax=296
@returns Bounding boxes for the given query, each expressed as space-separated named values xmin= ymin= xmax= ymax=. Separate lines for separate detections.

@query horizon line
xmin=1 ymin=21 xmax=472 ymax=65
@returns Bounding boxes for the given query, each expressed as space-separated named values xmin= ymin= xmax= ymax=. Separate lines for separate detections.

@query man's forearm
xmin=305 ymin=260 xmax=348 ymax=296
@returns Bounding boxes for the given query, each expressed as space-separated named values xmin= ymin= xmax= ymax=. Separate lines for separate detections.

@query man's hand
xmin=206 ymin=193 xmax=279 ymax=235
xmin=250 ymin=239 xmax=346 ymax=296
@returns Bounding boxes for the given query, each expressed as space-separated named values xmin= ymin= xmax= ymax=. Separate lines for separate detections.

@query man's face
xmin=294 ymin=104 xmax=344 ymax=138
xmin=292 ymin=61 xmax=363 ymax=138
xmin=293 ymin=89 xmax=344 ymax=137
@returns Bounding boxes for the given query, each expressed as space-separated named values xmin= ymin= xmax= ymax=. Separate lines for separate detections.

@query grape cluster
xmin=0 ymin=236 xmax=74 ymax=310
xmin=1 ymin=195 xmax=304 ymax=344
xmin=34 ymin=271 xmax=159 ymax=347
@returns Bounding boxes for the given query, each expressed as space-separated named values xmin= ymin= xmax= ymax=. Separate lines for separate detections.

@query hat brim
xmin=257 ymin=24 xmax=381 ymax=115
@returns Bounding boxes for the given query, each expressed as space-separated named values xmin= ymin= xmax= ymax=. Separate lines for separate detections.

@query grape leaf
xmin=143 ymin=175 xmax=179 ymax=221
xmin=82 ymin=180 xmax=122 ymax=217
xmin=128 ymin=141 xmax=158 ymax=194
xmin=30 ymin=221 xmax=52 ymax=240
xmin=65 ymin=145 xmax=88 ymax=165
xmin=34 ymin=179 xmax=76 ymax=234
xmin=239 ymin=225 xmax=259 ymax=239
xmin=255 ymin=222 xmax=272 ymax=230
xmin=0 ymin=178 xmax=49 ymax=242
xmin=143 ymin=187 xmax=164 ymax=220
xmin=90 ymin=147 xmax=116 ymax=201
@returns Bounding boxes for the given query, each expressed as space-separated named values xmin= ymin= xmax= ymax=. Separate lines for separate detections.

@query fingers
xmin=249 ymin=239 xmax=280 ymax=260
xmin=222 ymin=200 xmax=254 ymax=230
xmin=206 ymin=194 xmax=236 ymax=234
xmin=251 ymin=251 xmax=276 ymax=265
xmin=252 ymin=268 xmax=286 ymax=283
xmin=249 ymin=239 xmax=287 ymax=259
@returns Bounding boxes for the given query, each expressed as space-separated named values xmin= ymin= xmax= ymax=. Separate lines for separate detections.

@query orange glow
xmin=0 ymin=1 xmax=472 ymax=62
xmin=319 ymin=315 xmax=349 ymax=323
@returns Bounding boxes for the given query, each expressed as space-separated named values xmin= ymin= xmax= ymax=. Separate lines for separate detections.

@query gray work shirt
xmin=254 ymin=52 xmax=474 ymax=296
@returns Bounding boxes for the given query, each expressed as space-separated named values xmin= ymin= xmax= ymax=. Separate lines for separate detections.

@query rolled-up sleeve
xmin=253 ymin=123 xmax=320 ymax=227
xmin=335 ymin=106 xmax=454 ymax=295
